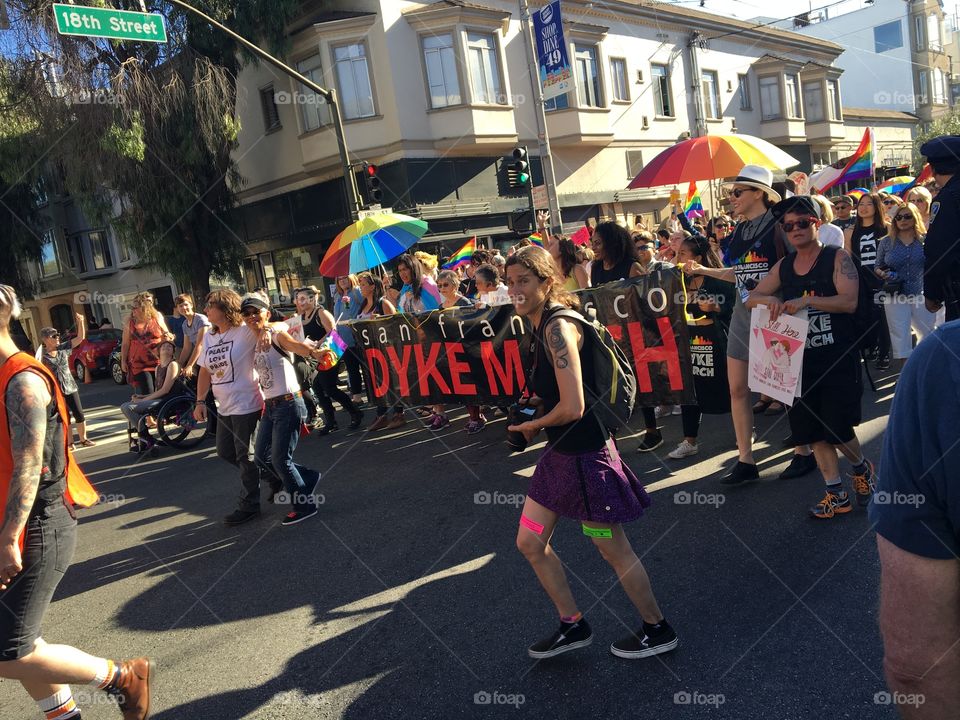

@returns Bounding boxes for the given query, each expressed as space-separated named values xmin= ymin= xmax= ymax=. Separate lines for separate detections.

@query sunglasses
xmin=636 ymin=245 xmax=651 ymax=251
xmin=727 ymin=188 xmax=756 ymax=198
xmin=241 ymin=308 xmax=262 ymax=317
xmin=48 ymin=333 xmax=60 ymax=339
xmin=780 ymin=218 xmax=818 ymax=232
xmin=438 ymin=282 xmax=454 ymax=288
xmin=882 ymin=199 xmax=897 ymax=205
xmin=894 ymin=214 xmax=914 ymax=222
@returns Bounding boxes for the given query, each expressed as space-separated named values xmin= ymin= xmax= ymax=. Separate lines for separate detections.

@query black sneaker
xmin=875 ymin=355 xmax=891 ymax=370
xmin=527 ymin=618 xmax=593 ymax=659
xmin=720 ymin=461 xmax=759 ymax=486
xmin=778 ymin=453 xmax=817 ymax=480
xmin=611 ymin=620 xmax=679 ymax=660
xmin=637 ymin=431 xmax=663 ymax=453
xmin=315 ymin=422 xmax=339 ymax=436
xmin=223 ymin=509 xmax=260 ymax=526
xmin=348 ymin=410 xmax=363 ymax=430
xmin=281 ymin=509 xmax=318 ymax=526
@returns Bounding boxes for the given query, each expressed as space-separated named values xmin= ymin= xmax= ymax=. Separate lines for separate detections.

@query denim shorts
xmin=0 ymin=499 xmax=77 ymax=660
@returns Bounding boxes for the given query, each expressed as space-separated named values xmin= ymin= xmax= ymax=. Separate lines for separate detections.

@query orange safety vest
xmin=0 ymin=352 xmax=99 ymax=551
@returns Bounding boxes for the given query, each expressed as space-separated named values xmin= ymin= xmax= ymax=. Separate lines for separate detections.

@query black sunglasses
xmin=882 ymin=199 xmax=897 ymax=205
xmin=636 ymin=245 xmax=651 ymax=251
xmin=727 ymin=188 xmax=756 ymax=198
xmin=894 ymin=214 xmax=914 ymax=222
xmin=780 ymin=218 xmax=818 ymax=232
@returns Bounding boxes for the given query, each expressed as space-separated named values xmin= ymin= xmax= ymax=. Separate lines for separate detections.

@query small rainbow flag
xmin=528 ymin=232 xmax=545 ymax=247
xmin=812 ymin=128 xmax=874 ymax=193
xmin=442 ymin=237 xmax=476 ymax=270
xmin=316 ymin=328 xmax=348 ymax=369
xmin=684 ymin=181 xmax=704 ymax=219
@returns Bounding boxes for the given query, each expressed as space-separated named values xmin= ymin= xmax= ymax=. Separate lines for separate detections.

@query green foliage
xmin=914 ymin=110 xmax=960 ymax=168
xmin=100 ymin=113 xmax=146 ymax=162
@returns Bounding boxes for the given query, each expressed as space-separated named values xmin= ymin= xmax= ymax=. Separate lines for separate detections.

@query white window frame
xmin=915 ymin=15 xmax=926 ymax=50
xmin=928 ymin=14 xmax=942 ymax=51
xmin=803 ymin=80 xmax=824 ymax=122
xmin=934 ymin=67 xmax=947 ymax=103
xmin=737 ymin=73 xmax=751 ymax=110
xmin=651 ymin=63 xmax=673 ymax=118
xmin=465 ymin=31 xmax=505 ymax=105
xmin=574 ymin=44 xmax=602 ymax=108
xmin=701 ymin=69 xmax=721 ymax=119
xmin=610 ymin=57 xmax=629 ymax=102
xmin=422 ymin=32 xmax=462 ymax=109
xmin=759 ymin=75 xmax=781 ymax=120
xmin=40 ymin=229 xmax=61 ymax=278
xmin=296 ymin=53 xmax=332 ymax=131
xmin=827 ymin=79 xmax=841 ymax=120
xmin=784 ymin=74 xmax=801 ymax=119
xmin=919 ymin=70 xmax=929 ymax=103
xmin=333 ymin=41 xmax=376 ymax=120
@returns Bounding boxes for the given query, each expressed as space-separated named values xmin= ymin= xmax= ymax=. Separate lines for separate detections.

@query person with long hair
xmin=193 ymin=289 xmax=276 ymax=527
xmin=905 ymin=185 xmax=932 ymax=227
xmin=552 ymin=237 xmax=589 ymax=291
xmin=666 ymin=236 xmax=734 ymax=459
xmin=334 ymin=275 xmax=365 ymax=404
xmin=396 ymin=253 xmax=441 ymax=314
xmin=845 ymin=192 xmax=892 ymax=368
xmin=37 ymin=313 xmax=96 ymax=449
xmin=810 ymin=196 xmax=844 ymax=248
xmin=120 ymin=291 xmax=172 ymax=395
xmin=876 ymin=202 xmax=939 ymax=368
xmin=589 ymin=222 xmax=644 ymax=285
xmin=685 ymin=165 xmax=815 ymax=483
xmin=356 ymin=272 xmax=405 ymax=431
xmin=506 ymin=246 xmax=678 ymax=661
xmin=121 ymin=340 xmax=180 ymax=454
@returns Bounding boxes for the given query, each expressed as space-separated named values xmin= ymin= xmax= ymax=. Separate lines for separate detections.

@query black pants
xmin=343 ymin=347 xmax=364 ymax=396
xmin=313 ymin=362 xmax=359 ymax=425
xmin=642 ymin=406 xmax=656 ymax=431
xmin=215 ymin=410 xmax=273 ymax=512
xmin=293 ymin=357 xmax=319 ymax=421
xmin=681 ymin=405 xmax=702 ymax=439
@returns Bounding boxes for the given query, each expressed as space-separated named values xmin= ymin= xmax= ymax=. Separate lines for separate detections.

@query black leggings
xmin=343 ymin=347 xmax=364 ymax=396
xmin=681 ymin=405 xmax=701 ymax=439
xmin=63 ymin=391 xmax=85 ymax=423
xmin=293 ymin=357 xmax=319 ymax=421
xmin=312 ymin=362 xmax=359 ymax=424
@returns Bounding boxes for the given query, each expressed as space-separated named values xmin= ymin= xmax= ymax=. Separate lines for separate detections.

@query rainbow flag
xmin=810 ymin=128 xmax=874 ymax=193
xmin=684 ymin=181 xmax=704 ymax=219
xmin=528 ymin=232 xmax=545 ymax=247
xmin=899 ymin=165 xmax=934 ymax=197
xmin=316 ymin=328 xmax=348 ymax=369
xmin=442 ymin=237 xmax=476 ymax=270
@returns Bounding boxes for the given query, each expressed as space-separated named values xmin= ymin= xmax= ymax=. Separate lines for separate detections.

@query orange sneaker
xmin=809 ymin=490 xmax=852 ymax=519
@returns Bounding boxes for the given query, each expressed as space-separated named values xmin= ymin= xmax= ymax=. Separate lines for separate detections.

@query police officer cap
xmin=920 ymin=135 xmax=960 ymax=173
xmin=771 ymin=195 xmax=821 ymax=220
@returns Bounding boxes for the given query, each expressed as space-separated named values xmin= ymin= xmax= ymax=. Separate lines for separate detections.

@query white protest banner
xmin=748 ymin=306 xmax=807 ymax=406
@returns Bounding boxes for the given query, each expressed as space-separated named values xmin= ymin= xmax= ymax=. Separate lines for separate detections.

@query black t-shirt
xmin=778 ymin=246 xmax=857 ymax=381
xmin=725 ymin=210 xmax=784 ymax=303
xmin=590 ymin=258 xmax=635 ymax=287
xmin=870 ymin=323 xmax=960 ymax=558
xmin=301 ymin=312 xmax=326 ymax=342
xmin=849 ymin=225 xmax=885 ymax=268
xmin=529 ymin=307 xmax=607 ymax=454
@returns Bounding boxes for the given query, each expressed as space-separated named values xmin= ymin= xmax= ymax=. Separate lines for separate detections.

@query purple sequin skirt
xmin=527 ymin=440 xmax=652 ymax=524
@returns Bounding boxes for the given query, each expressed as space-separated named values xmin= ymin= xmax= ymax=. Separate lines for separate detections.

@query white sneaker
xmin=667 ymin=440 xmax=698 ymax=459
xmin=671 ymin=405 xmax=682 ymax=416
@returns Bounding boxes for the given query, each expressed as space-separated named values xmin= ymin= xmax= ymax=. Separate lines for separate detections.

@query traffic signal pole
xmin=162 ymin=0 xmax=362 ymax=221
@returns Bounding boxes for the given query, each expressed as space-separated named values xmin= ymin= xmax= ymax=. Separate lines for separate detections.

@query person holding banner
xmin=507 ymin=246 xmax=677 ymax=662
xmin=333 ymin=275 xmax=365 ymax=404
xmin=357 ymin=273 xmax=407 ymax=432
xmin=745 ymin=196 xmax=876 ymax=519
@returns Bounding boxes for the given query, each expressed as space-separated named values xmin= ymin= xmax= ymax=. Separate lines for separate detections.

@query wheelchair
xmin=126 ymin=375 xmax=211 ymax=456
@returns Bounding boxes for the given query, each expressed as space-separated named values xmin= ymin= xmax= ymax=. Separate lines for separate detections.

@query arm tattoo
xmin=838 ymin=252 xmax=858 ymax=281
xmin=1 ymin=373 xmax=49 ymax=537
xmin=547 ymin=321 xmax=570 ymax=370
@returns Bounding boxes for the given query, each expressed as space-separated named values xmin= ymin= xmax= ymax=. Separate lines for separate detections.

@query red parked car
xmin=69 ymin=328 xmax=123 ymax=383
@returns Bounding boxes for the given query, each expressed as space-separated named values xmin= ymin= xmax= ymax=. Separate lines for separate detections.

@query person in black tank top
xmin=747 ymin=196 xmax=877 ymax=520
xmin=505 ymin=246 xmax=678 ymax=663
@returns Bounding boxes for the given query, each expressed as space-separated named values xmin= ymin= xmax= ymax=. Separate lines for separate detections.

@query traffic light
xmin=509 ymin=146 xmax=530 ymax=188
xmin=362 ymin=162 xmax=383 ymax=204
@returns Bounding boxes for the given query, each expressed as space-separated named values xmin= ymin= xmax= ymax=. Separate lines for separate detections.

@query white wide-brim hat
xmin=722 ymin=164 xmax=781 ymax=203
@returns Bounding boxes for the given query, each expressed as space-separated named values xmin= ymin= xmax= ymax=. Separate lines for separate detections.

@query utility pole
xmin=519 ymin=0 xmax=563 ymax=234
xmin=162 ymin=0 xmax=361 ymax=220
xmin=687 ymin=32 xmax=707 ymax=138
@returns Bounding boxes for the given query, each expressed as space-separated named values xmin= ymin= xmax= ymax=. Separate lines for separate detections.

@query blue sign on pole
xmin=532 ymin=0 xmax=572 ymax=101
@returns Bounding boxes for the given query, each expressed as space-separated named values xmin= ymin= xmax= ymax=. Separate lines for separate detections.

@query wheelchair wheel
xmin=157 ymin=396 xmax=208 ymax=449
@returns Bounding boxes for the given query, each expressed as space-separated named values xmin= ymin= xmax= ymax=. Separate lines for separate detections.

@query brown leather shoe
xmin=367 ymin=414 xmax=390 ymax=431
xmin=114 ymin=657 xmax=153 ymax=719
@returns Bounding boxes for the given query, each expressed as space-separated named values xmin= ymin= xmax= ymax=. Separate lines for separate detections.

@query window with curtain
xmin=466 ymin=32 xmax=504 ymax=104
xmin=784 ymin=74 xmax=801 ymax=118
xmin=934 ymin=68 xmax=947 ymax=103
xmin=927 ymin=14 xmax=942 ymax=51
xmin=89 ymin=231 xmax=113 ymax=270
xmin=701 ymin=70 xmax=721 ymax=119
xmin=297 ymin=54 xmax=332 ymax=130
xmin=803 ymin=81 xmax=824 ymax=122
xmin=422 ymin=33 xmax=461 ymax=108
xmin=827 ymin=79 xmax=841 ymax=120
xmin=610 ymin=57 xmax=628 ymax=101
xmin=334 ymin=43 xmax=375 ymax=119
xmin=738 ymin=73 xmax=751 ymax=110
xmin=651 ymin=64 xmax=673 ymax=117
xmin=759 ymin=75 xmax=781 ymax=120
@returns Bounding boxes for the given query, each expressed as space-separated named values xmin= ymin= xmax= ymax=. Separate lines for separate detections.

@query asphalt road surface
xmin=1 ymin=368 xmax=900 ymax=719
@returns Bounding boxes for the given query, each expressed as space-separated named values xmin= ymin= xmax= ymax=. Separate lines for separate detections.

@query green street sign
xmin=53 ymin=3 xmax=167 ymax=43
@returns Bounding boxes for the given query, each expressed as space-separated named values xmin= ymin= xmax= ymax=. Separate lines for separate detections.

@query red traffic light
xmin=366 ymin=163 xmax=378 ymax=177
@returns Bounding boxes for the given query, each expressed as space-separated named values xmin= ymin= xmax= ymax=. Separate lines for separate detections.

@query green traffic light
xmin=518 ymin=172 xmax=530 ymax=185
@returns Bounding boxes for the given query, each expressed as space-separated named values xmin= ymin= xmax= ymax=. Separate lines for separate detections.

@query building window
xmin=651 ymin=64 xmax=673 ymax=117
xmin=759 ymin=75 xmax=781 ymax=120
xmin=803 ymin=81 xmax=824 ymax=122
xmin=915 ymin=15 xmax=925 ymax=50
xmin=737 ymin=73 xmax=751 ymax=110
xmin=422 ymin=33 xmax=461 ymax=109
xmin=928 ymin=14 xmax=942 ymax=51
xmin=66 ymin=235 xmax=86 ymax=273
xmin=466 ymin=32 xmax=504 ymax=105
xmin=89 ymin=231 xmax=113 ymax=270
xmin=575 ymin=45 xmax=602 ymax=107
xmin=919 ymin=70 xmax=929 ymax=103
xmin=544 ymin=93 xmax=570 ymax=111
xmin=40 ymin=229 xmax=60 ymax=278
xmin=701 ymin=70 xmax=721 ymax=119
xmin=874 ymin=21 xmax=903 ymax=53
xmin=934 ymin=67 xmax=947 ymax=103
xmin=784 ymin=74 xmax=801 ymax=118
xmin=610 ymin=57 xmax=629 ymax=102
xmin=626 ymin=150 xmax=644 ymax=179
xmin=334 ymin=43 xmax=375 ymax=119
xmin=296 ymin=54 xmax=331 ymax=131
xmin=259 ymin=85 xmax=281 ymax=132
xmin=827 ymin=79 xmax=841 ymax=120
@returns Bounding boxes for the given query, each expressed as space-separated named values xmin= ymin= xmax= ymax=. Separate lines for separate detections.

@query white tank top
xmin=253 ymin=329 xmax=301 ymax=399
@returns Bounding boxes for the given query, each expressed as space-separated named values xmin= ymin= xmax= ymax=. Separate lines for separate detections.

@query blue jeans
xmin=254 ymin=396 xmax=320 ymax=513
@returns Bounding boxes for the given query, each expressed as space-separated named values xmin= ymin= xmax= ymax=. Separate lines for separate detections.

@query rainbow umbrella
xmin=846 ymin=188 xmax=870 ymax=202
xmin=320 ymin=213 xmax=428 ymax=276
xmin=878 ymin=175 xmax=914 ymax=195
xmin=627 ymin=134 xmax=799 ymax=188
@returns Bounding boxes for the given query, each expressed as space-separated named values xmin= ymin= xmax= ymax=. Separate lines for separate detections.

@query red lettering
xmin=627 ymin=318 xmax=684 ymax=393
xmin=414 ymin=343 xmax=451 ymax=396
xmin=481 ymin=339 xmax=523 ymax=397
xmin=364 ymin=349 xmax=390 ymax=398
xmin=445 ymin=342 xmax=477 ymax=395
xmin=385 ymin=345 xmax=413 ymax=397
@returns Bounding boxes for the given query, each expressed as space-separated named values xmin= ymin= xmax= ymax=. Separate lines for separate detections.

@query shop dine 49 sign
xmin=53 ymin=3 xmax=167 ymax=43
